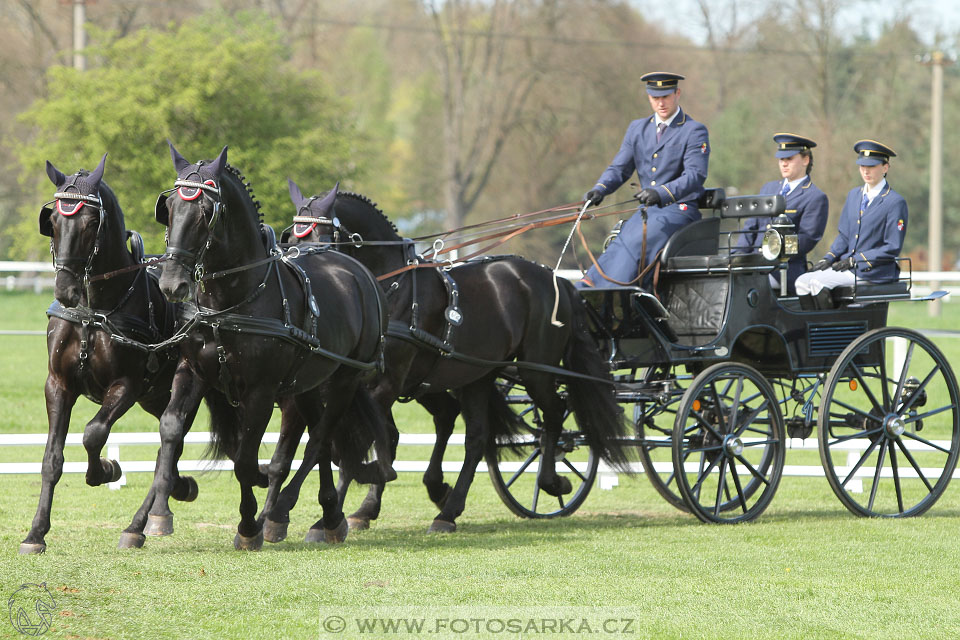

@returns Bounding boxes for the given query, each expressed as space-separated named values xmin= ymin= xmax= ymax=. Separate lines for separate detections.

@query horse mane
xmin=222 ymin=163 xmax=263 ymax=223
xmin=337 ymin=191 xmax=399 ymax=238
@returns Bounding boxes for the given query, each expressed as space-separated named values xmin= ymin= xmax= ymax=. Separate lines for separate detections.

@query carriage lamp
xmin=760 ymin=215 xmax=799 ymax=262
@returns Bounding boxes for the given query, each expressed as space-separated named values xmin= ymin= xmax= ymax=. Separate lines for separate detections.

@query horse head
xmin=156 ymin=141 xmax=238 ymax=302
xmin=285 ymin=181 xmax=406 ymax=277
xmin=282 ymin=178 xmax=339 ymax=244
xmin=39 ymin=153 xmax=121 ymax=307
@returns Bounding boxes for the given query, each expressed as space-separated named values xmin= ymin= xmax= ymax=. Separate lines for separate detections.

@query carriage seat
xmin=832 ymin=281 xmax=910 ymax=305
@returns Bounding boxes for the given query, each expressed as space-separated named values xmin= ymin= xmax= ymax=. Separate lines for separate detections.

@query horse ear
xmin=316 ymin=181 xmax=339 ymax=217
xmin=88 ymin=153 xmax=107 ymax=189
xmin=287 ymin=178 xmax=304 ymax=206
xmin=208 ymin=145 xmax=228 ymax=177
xmin=45 ymin=160 xmax=66 ymax=188
xmin=168 ymin=140 xmax=191 ymax=173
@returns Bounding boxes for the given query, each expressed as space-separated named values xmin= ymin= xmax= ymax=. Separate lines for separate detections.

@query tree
xmin=10 ymin=10 xmax=366 ymax=258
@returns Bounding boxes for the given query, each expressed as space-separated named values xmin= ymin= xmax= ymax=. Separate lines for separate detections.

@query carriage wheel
xmin=673 ymin=362 xmax=785 ymax=523
xmin=633 ymin=369 xmax=690 ymax=512
xmin=818 ymin=327 xmax=960 ymax=517
xmin=485 ymin=378 xmax=598 ymax=518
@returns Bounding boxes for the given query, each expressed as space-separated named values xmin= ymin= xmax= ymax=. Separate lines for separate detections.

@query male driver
xmin=733 ymin=133 xmax=828 ymax=295
xmin=794 ymin=139 xmax=907 ymax=309
xmin=578 ymin=71 xmax=710 ymax=288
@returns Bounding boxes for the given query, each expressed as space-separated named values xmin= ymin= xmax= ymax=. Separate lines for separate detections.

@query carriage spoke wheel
xmin=673 ymin=363 xmax=785 ymax=523
xmin=818 ymin=327 xmax=960 ymax=518
xmin=485 ymin=378 xmax=598 ymax=518
xmin=634 ymin=369 xmax=690 ymax=512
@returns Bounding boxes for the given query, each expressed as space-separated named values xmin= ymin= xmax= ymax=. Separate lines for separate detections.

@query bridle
xmin=158 ymin=177 xmax=223 ymax=284
xmin=44 ymin=186 xmax=106 ymax=299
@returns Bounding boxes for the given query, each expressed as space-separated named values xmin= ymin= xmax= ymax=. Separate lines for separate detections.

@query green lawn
xmin=2 ymin=290 xmax=960 ymax=639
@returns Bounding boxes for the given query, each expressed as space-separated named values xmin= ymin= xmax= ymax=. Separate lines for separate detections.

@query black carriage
xmin=486 ymin=191 xmax=960 ymax=524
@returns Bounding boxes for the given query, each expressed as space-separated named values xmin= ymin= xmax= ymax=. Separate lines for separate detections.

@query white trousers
xmin=794 ymin=269 xmax=856 ymax=295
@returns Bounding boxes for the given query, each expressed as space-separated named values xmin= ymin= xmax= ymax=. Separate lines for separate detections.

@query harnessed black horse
xmin=147 ymin=143 xmax=394 ymax=550
xmin=262 ymin=181 xmax=632 ymax=534
xmin=21 ymin=154 xmax=199 ymax=554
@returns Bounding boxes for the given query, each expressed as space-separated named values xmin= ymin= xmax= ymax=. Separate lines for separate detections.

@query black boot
xmin=814 ymin=289 xmax=833 ymax=310
xmin=799 ymin=294 xmax=816 ymax=310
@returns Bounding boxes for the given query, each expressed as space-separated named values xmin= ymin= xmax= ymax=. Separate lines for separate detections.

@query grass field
xmin=2 ymin=290 xmax=960 ymax=639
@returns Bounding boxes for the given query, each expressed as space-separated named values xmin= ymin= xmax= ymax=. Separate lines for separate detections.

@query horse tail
xmin=560 ymin=281 xmax=633 ymax=472
xmin=203 ymin=390 xmax=242 ymax=462
xmin=330 ymin=387 xmax=397 ymax=485
xmin=485 ymin=379 xmax=528 ymax=459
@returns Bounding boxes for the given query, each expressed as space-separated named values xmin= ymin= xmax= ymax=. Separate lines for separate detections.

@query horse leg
xmin=294 ymin=391 xmax=349 ymax=545
xmin=343 ymin=407 xmax=398 ymax=531
xmin=419 ymin=392 xmax=460 ymax=509
xmin=232 ymin=390 xmax=275 ymax=551
xmin=262 ymin=410 xmax=324 ymax=539
xmin=429 ymin=380 xmax=491 ymax=533
xmin=523 ymin=372 xmax=572 ymax=498
xmin=119 ymin=361 xmax=205 ymax=549
xmin=260 ymin=397 xmax=307 ymax=543
xmin=20 ymin=378 xmax=78 ymax=554
xmin=81 ymin=383 xmax=137 ymax=487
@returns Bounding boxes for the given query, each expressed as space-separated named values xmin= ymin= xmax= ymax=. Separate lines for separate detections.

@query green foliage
xmin=10 ymin=10 xmax=367 ymax=256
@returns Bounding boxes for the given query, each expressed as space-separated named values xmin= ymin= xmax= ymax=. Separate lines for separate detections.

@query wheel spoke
xmin=561 ymin=457 xmax=587 ymax=482
xmin=898 ymin=364 xmax=942 ymax=414
xmin=877 ymin=343 xmax=891 ymax=409
xmin=848 ymin=362 xmax=886 ymax=414
xmin=713 ymin=457 xmax=729 ymax=517
xmin=840 ymin=438 xmax=880 ymax=489
xmin=866 ymin=438 xmax=888 ymax=512
xmin=894 ymin=438 xmax=935 ymax=492
xmin=901 ymin=430 xmax=953 ymax=455
xmin=531 ymin=481 xmax=540 ymax=512
xmin=889 ymin=440 xmax=904 ymax=513
xmin=904 ymin=403 xmax=956 ymax=426
xmin=893 ymin=341 xmax=916 ymax=407
xmin=505 ymin=448 xmax=540 ymax=489
xmin=691 ymin=453 xmax=722 ymax=497
xmin=729 ymin=461 xmax=748 ymax=513
xmin=727 ymin=376 xmax=744 ymax=436
xmin=827 ymin=426 xmax=884 ymax=448
xmin=734 ymin=454 xmax=770 ymax=486
xmin=709 ymin=382 xmax=728 ymax=433
xmin=733 ymin=401 xmax=770 ymax=438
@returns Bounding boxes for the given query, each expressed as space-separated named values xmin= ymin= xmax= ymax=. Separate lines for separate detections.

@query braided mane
xmin=338 ymin=191 xmax=398 ymax=235
xmin=224 ymin=163 xmax=263 ymax=222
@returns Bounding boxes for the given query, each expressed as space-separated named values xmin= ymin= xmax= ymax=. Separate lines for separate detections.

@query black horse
xmin=149 ymin=143 xmax=393 ymax=550
xmin=22 ymin=154 xmax=198 ymax=554
xmin=263 ymin=181 xmax=631 ymax=534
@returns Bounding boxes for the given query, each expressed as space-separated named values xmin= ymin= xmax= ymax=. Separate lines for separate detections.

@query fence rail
xmin=2 ymin=432 xmax=956 ymax=494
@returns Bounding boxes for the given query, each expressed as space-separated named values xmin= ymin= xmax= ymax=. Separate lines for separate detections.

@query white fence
xmin=2 ymin=432 xmax=957 ymax=494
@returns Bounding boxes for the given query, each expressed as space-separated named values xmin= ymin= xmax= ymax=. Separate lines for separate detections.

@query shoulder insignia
xmin=700 ymin=142 xmax=708 ymax=154
xmin=897 ymin=219 xmax=904 ymax=231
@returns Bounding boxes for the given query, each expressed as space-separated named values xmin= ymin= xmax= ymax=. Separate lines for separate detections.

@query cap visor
xmin=646 ymin=87 xmax=677 ymax=97
xmin=775 ymin=150 xmax=800 ymax=159
xmin=856 ymin=157 xmax=884 ymax=166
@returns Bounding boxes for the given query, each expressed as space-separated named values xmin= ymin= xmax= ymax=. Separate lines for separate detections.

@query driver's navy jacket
xmin=822 ymin=182 xmax=907 ymax=283
xmin=733 ymin=176 xmax=828 ymax=294
xmin=592 ymin=108 xmax=709 ymax=206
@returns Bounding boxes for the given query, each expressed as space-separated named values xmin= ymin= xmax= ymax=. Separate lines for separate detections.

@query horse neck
xmin=199 ymin=182 xmax=271 ymax=307
xmin=337 ymin=198 xmax=406 ymax=277
xmin=84 ymin=207 xmax=139 ymax=309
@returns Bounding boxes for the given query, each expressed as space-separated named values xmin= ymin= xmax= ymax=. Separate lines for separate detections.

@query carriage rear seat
xmin=832 ymin=281 xmax=910 ymax=305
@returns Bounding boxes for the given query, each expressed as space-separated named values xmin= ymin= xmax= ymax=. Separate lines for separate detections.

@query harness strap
xmin=385 ymin=324 xmax=614 ymax=386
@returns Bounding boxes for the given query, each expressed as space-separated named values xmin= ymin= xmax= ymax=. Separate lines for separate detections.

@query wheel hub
xmin=884 ymin=414 xmax=905 ymax=438
xmin=723 ymin=435 xmax=744 ymax=456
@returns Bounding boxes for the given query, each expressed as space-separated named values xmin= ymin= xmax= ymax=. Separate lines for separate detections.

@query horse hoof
xmin=542 ymin=476 xmax=573 ymax=497
xmin=234 ymin=531 xmax=264 ymax=551
xmin=172 ymin=476 xmax=199 ymax=502
xmin=107 ymin=458 xmax=123 ymax=483
xmin=18 ymin=542 xmax=46 ymax=555
xmin=263 ymin=519 xmax=288 ymax=543
xmin=117 ymin=532 xmax=146 ymax=549
xmin=428 ymin=519 xmax=457 ymax=533
xmin=347 ymin=517 xmax=370 ymax=532
xmin=325 ymin=518 xmax=349 ymax=543
xmin=304 ymin=528 xmax=326 ymax=544
xmin=144 ymin=514 xmax=174 ymax=537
